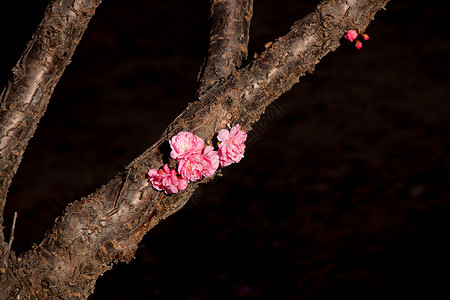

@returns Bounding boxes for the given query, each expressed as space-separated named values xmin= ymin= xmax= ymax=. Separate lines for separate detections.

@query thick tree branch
xmin=0 ymin=0 xmax=103 ymax=234
xmin=0 ymin=0 xmax=102 ymax=286
xmin=197 ymin=0 xmax=253 ymax=94
xmin=1 ymin=0 xmax=390 ymax=299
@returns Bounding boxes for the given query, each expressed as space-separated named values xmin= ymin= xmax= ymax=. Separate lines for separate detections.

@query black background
xmin=1 ymin=0 xmax=450 ymax=299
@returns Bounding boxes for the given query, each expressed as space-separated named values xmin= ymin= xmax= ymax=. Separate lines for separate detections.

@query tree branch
xmin=0 ymin=0 xmax=103 ymax=286
xmin=197 ymin=0 xmax=254 ymax=94
xmin=0 ymin=0 xmax=103 ymax=233
xmin=1 ymin=0 xmax=390 ymax=298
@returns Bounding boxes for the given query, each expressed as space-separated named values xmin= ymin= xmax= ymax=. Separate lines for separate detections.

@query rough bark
xmin=0 ymin=0 xmax=103 ymax=277
xmin=197 ymin=0 xmax=254 ymax=95
xmin=0 ymin=0 xmax=390 ymax=299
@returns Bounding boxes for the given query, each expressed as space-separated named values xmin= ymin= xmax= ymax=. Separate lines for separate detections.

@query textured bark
xmin=197 ymin=0 xmax=254 ymax=95
xmin=0 ymin=0 xmax=102 ymax=275
xmin=0 ymin=0 xmax=390 ymax=299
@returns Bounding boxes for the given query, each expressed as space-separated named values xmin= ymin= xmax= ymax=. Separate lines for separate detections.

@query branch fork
xmin=0 ymin=0 xmax=390 ymax=298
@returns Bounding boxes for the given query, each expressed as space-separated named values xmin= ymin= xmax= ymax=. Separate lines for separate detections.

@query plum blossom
xmin=147 ymin=164 xmax=188 ymax=194
xmin=344 ymin=30 xmax=358 ymax=42
xmin=200 ymin=146 xmax=219 ymax=177
xmin=177 ymin=146 xmax=219 ymax=181
xmin=177 ymin=154 xmax=204 ymax=182
xmin=217 ymin=124 xmax=247 ymax=167
xmin=148 ymin=127 xmax=244 ymax=194
xmin=169 ymin=131 xmax=204 ymax=160
xmin=361 ymin=33 xmax=369 ymax=41
xmin=355 ymin=39 xmax=363 ymax=50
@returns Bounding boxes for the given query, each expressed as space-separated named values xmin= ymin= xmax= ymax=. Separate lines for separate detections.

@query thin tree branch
xmin=0 ymin=0 xmax=390 ymax=298
xmin=0 ymin=0 xmax=103 ymax=232
xmin=197 ymin=0 xmax=253 ymax=94
xmin=7 ymin=212 xmax=17 ymax=250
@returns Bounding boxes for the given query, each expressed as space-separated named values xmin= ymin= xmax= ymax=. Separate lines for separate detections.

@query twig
xmin=8 ymin=212 xmax=17 ymax=250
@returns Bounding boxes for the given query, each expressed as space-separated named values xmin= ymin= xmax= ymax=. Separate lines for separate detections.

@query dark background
xmin=1 ymin=0 xmax=450 ymax=299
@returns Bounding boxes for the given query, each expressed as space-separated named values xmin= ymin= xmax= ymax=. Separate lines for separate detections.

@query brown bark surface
xmin=0 ymin=0 xmax=103 ymax=279
xmin=0 ymin=0 xmax=392 ymax=299
xmin=197 ymin=0 xmax=254 ymax=95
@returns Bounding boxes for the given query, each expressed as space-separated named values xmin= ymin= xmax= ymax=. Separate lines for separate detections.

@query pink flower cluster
xmin=344 ymin=30 xmax=369 ymax=50
xmin=148 ymin=124 xmax=247 ymax=194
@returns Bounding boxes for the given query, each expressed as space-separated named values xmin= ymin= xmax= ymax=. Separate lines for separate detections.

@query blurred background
xmin=1 ymin=0 xmax=449 ymax=299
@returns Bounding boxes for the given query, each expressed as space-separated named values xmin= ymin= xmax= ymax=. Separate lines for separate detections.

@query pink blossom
xmin=355 ymin=39 xmax=363 ymax=50
xmin=344 ymin=30 xmax=358 ymax=42
xmin=169 ymin=131 xmax=204 ymax=160
xmin=147 ymin=164 xmax=188 ymax=194
xmin=217 ymin=124 xmax=247 ymax=167
xmin=361 ymin=33 xmax=369 ymax=41
xmin=177 ymin=154 xmax=204 ymax=181
xmin=177 ymin=145 xmax=219 ymax=181
xmin=200 ymin=146 xmax=219 ymax=177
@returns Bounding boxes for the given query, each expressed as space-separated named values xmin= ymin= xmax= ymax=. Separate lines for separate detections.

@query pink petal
xmin=147 ymin=169 xmax=158 ymax=177
xmin=229 ymin=124 xmax=241 ymax=137
xmin=217 ymin=129 xmax=230 ymax=142
xmin=162 ymin=164 xmax=171 ymax=173
xmin=178 ymin=178 xmax=188 ymax=191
